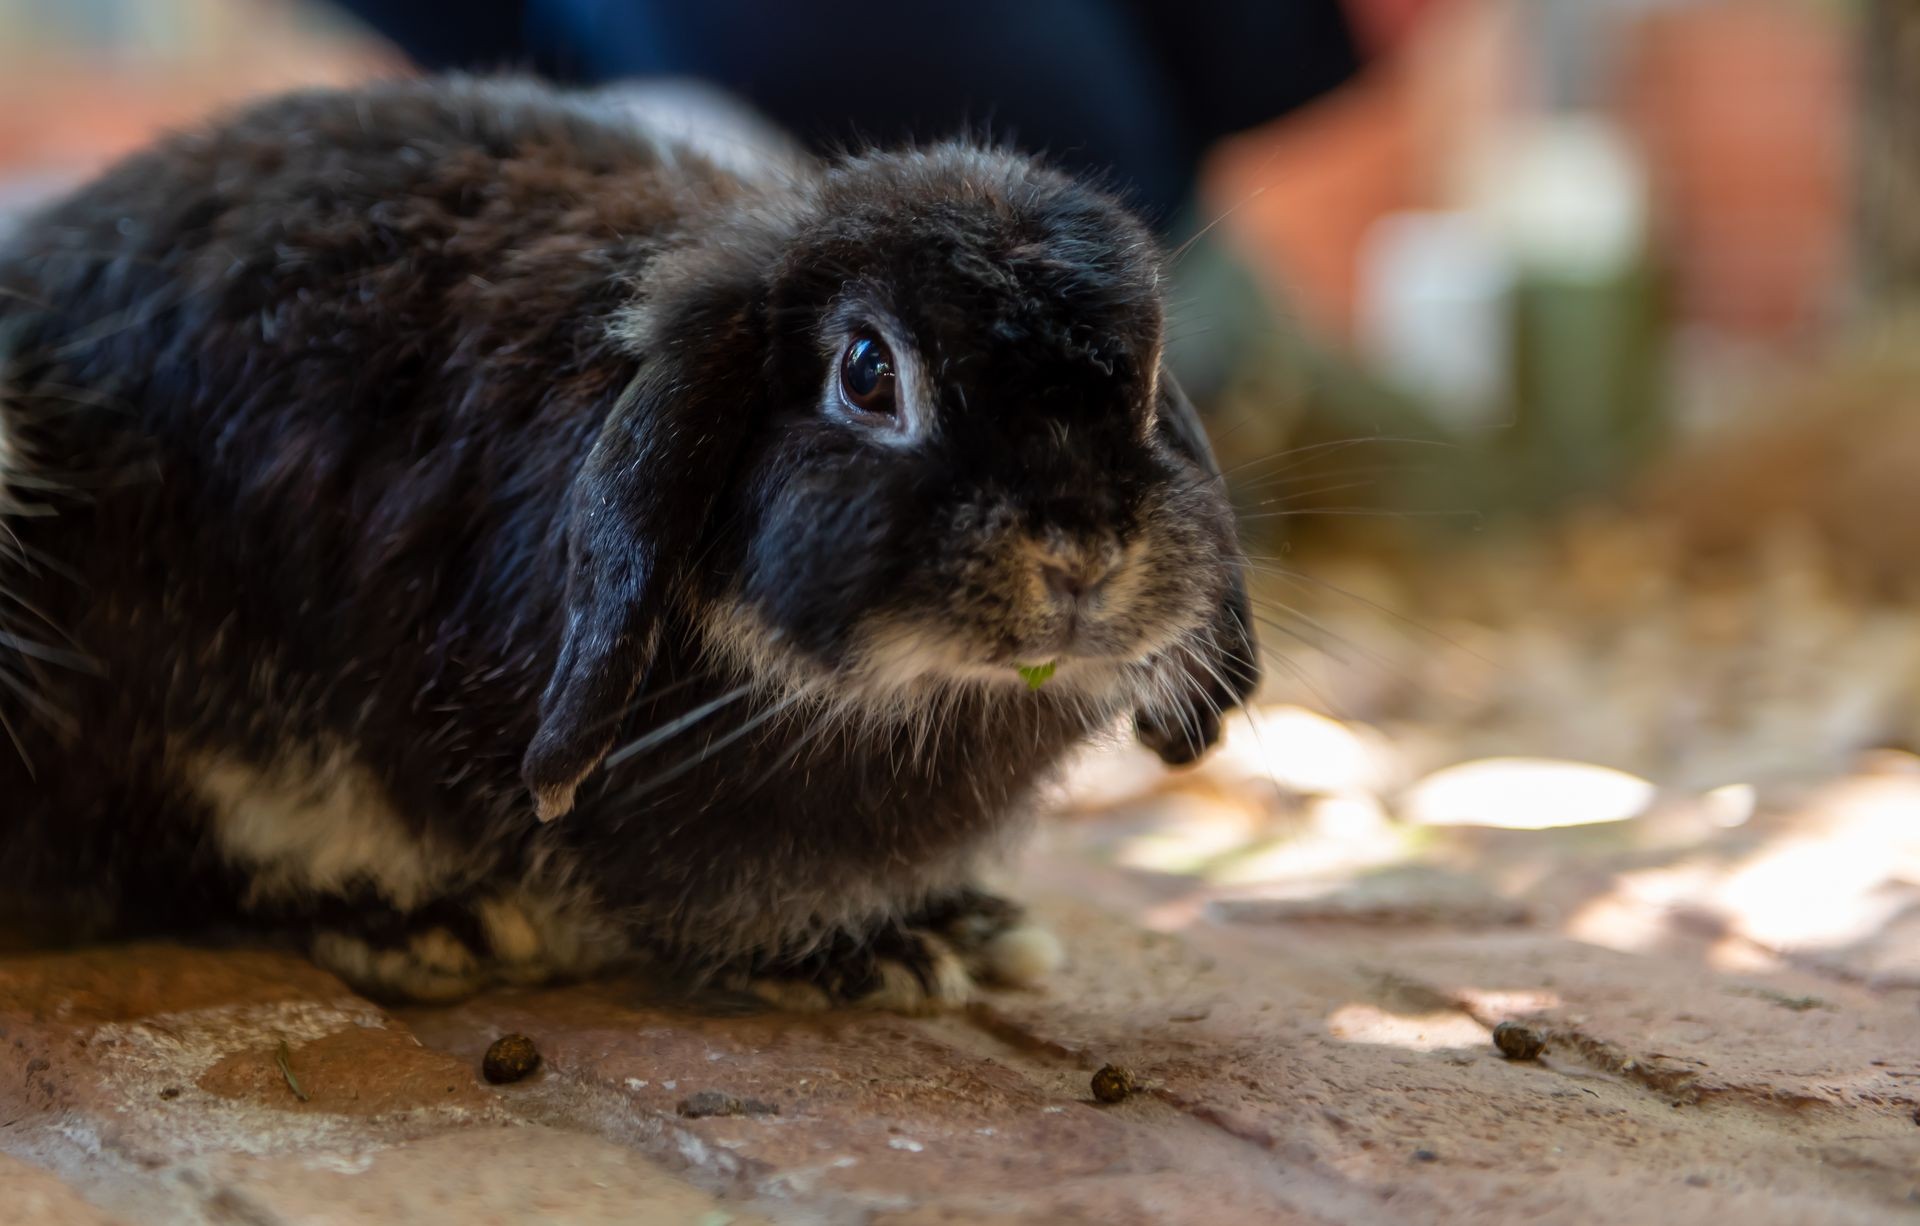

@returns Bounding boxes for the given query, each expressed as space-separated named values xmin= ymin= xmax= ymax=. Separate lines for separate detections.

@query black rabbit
xmin=0 ymin=77 xmax=1258 ymax=1008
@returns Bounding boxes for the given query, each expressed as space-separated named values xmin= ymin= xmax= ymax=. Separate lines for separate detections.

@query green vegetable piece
xmin=275 ymin=1039 xmax=309 ymax=1102
xmin=1017 ymin=661 xmax=1057 ymax=691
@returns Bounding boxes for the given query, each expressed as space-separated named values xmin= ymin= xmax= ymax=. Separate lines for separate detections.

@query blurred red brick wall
xmin=1617 ymin=3 xmax=1850 ymax=340
xmin=0 ymin=3 xmax=394 ymax=192
xmin=1209 ymin=0 xmax=1852 ymax=346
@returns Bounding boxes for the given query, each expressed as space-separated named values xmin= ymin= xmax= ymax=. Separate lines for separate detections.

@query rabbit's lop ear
xmin=522 ymin=303 xmax=758 ymax=822
xmin=1136 ymin=371 xmax=1261 ymax=764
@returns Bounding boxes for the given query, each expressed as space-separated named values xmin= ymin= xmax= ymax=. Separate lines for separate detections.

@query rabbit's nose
xmin=1039 ymin=556 xmax=1113 ymax=604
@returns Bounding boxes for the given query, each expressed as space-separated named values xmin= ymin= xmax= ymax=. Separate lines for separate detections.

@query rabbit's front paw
xmin=312 ymin=926 xmax=489 ymax=1003
xmin=309 ymin=892 xmax=625 ymax=1003
xmin=739 ymin=889 xmax=1063 ymax=1015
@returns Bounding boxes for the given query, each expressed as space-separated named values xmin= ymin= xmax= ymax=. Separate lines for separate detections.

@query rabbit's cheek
xmin=849 ymin=620 xmax=1013 ymax=693
xmin=1133 ymin=495 xmax=1238 ymax=627
xmin=694 ymin=595 xmax=821 ymax=689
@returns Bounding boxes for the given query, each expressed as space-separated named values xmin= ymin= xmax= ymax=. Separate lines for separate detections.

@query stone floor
xmin=4 ymin=735 xmax=1918 ymax=1224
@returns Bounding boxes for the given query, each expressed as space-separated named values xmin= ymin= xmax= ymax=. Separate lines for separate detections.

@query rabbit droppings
xmin=0 ymin=78 xmax=1258 ymax=1009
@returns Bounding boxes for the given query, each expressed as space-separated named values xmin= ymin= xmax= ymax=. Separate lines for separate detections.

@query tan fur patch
xmin=476 ymin=890 xmax=629 ymax=982
xmin=475 ymin=896 xmax=543 ymax=964
xmin=182 ymin=742 xmax=469 ymax=910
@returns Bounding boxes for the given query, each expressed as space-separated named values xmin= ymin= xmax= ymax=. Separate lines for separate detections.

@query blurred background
xmin=2 ymin=0 xmax=1916 ymax=984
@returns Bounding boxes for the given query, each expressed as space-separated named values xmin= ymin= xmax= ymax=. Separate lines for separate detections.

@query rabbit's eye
xmin=838 ymin=334 xmax=898 ymax=419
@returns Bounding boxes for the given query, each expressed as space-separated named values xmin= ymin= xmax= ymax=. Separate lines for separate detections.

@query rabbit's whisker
xmin=0 ymin=627 xmax=99 ymax=674
xmin=736 ymin=708 xmax=838 ymax=795
xmin=1246 ymin=607 xmax=1368 ymax=671
xmin=0 ymin=664 xmax=75 ymax=734
xmin=1237 ymin=506 xmax=1480 ymax=523
xmin=603 ymin=682 xmax=753 ymax=769
xmin=620 ymin=688 xmax=808 ymax=798
xmin=1241 ymin=560 xmax=1486 ymax=662
xmin=575 ymin=666 xmax=725 ymax=742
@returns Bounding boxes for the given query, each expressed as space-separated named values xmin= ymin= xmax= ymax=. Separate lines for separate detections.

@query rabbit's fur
xmin=0 ymin=78 xmax=1257 ymax=1007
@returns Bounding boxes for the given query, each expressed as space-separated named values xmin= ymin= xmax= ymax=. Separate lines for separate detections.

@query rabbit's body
xmin=0 ymin=79 xmax=1256 ymax=1005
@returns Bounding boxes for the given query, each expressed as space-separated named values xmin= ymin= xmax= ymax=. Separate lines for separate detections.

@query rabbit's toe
xmin=313 ymin=926 xmax=487 ymax=1003
xmin=909 ymin=886 xmax=1063 ymax=988
xmin=737 ymin=889 xmax=1061 ymax=1014
xmin=308 ymin=890 xmax=625 ymax=1002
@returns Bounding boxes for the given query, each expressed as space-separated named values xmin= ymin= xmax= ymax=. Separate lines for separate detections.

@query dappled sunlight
xmin=1111 ymin=796 xmax=1270 ymax=875
xmin=1400 ymin=757 xmax=1655 ymax=829
xmin=1552 ymin=775 xmax=1920 ymax=963
xmin=1563 ymin=864 xmax=1721 ymax=952
xmin=1056 ymin=688 xmax=1920 ymax=994
xmin=1052 ymin=739 xmax=1174 ymax=811
xmin=1201 ymin=796 xmax=1409 ymax=886
xmin=1325 ymin=1003 xmax=1487 ymax=1051
xmin=1704 ymin=936 xmax=1784 ymax=975
xmin=1710 ymin=775 xmax=1920 ymax=952
xmin=1702 ymin=782 xmax=1757 ymax=828
xmin=1212 ymin=705 xmax=1396 ymax=796
xmin=1451 ymin=987 xmax=1562 ymax=1017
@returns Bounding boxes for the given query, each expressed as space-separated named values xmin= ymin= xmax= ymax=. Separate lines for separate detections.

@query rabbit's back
xmin=0 ymin=79 xmax=751 ymax=936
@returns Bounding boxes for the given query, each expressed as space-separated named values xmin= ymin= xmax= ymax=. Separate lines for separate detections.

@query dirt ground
xmin=5 ymin=541 xmax=1920 ymax=1226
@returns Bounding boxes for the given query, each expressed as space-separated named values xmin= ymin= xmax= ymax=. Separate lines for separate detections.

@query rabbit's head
xmin=525 ymin=145 xmax=1258 ymax=819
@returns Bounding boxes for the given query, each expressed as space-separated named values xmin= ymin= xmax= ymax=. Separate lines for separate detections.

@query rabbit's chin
xmin=697 ymin=598 xmax=1188 ymax=724
xmin=850 ymin=621 xmax=1163 ymax=699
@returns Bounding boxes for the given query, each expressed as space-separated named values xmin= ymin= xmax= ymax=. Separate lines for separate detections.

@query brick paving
xmin=4 ymin=761 xmax=1917 ymax=1224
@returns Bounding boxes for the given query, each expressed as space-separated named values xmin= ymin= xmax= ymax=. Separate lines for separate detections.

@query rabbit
xmin=0 ymin=76 xmax=1259 ymax=1009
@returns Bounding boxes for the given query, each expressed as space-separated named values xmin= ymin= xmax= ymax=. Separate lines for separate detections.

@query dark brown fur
xmin=0 ymin=77 xmax=1255 ymax=1002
